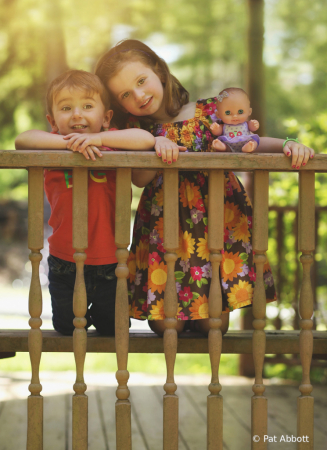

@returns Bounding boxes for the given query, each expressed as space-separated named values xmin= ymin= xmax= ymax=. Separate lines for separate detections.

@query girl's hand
xmin=283 ymin=141 xmax=315 ymax=168
xmin=64 ymin=133 xmax=103 ymax=155
xmin=154 ymin=136 xmax=187 ymax=164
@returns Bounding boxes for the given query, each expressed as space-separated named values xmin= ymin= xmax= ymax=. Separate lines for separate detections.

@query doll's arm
xmin=210 ymin=122 xmax=223 ymax=136
xmin=248 ymin=120 xmax=260 ymax=132
xmin=15 ymin=130 xmax=67 ymax=150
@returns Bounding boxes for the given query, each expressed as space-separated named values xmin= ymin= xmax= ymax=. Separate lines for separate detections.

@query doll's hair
xmin=218 ymin=87 xmax=249 ymax=100
xmin=95 ymin=39 xmax=189 ymax=126
xmin=46 ymin=70 xmax=110 ymax=116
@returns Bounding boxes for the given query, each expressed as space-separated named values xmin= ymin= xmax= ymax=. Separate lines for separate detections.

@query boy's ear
xmin=103 ymin=110 xmax=114 ymax=129
xmin=46 ymin=114 xmax=59 ymax=133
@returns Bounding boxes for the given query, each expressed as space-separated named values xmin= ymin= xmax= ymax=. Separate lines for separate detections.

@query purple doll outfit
xmin=218 ymin=122 xmax=260 ymax=153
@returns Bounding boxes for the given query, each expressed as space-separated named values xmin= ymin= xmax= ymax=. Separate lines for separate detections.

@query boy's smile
xmin=47 ymin=88 xmax=111 ymax=136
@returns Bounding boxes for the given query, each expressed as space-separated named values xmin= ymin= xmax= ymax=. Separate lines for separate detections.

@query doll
xmin=210 ymin=87 xmax=260 ymax=153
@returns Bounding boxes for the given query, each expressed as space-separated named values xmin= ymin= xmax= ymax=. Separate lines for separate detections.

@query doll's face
xmin=217 ymin=93 xmax=252 ymax=125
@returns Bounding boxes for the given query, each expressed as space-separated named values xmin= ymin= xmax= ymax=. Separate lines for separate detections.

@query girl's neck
xmin=150 ymin=101 xmax=196 ymax=124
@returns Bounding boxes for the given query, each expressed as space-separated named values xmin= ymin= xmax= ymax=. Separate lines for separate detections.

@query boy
xmin=15 ymin=70 xmax=155 ymax=335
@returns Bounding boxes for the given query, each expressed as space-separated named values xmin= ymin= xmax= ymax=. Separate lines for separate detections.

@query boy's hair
xmin=95 ymin=39 xmax=189 ymax=126
xmin=46 ymin=70 xmax=110 ymax=116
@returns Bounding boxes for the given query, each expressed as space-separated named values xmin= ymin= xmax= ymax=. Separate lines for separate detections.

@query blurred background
xmin=1 ymin=0 xmax=327 ymax=380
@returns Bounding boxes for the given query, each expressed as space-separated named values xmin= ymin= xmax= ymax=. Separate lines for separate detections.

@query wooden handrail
xmin=1 ymin=150 xmax=327 ymax=171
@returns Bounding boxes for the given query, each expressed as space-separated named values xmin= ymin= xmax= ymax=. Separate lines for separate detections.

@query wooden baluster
xmin=251 ymin=171 xmax=268 ymax=449
xmin=115 ymin=168 xmax=132 ymax=450
xmin=163 ymin=169 xmax=179 ymax=450
xmin=72 ymin=168 xmax=88 ymax=450
xmin=27 ymin=168 xmax=44 ymax=450
xmin=297 ymin=171 xmax=315 ymax=450
xmin=207 ymin=170 xmax=224 ymax=450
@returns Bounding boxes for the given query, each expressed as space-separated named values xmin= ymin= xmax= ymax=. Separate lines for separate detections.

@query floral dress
xmin=127 ymin=97 xmax=276 ymax=321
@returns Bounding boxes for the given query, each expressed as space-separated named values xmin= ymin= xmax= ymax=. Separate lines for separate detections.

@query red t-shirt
xmin=44 ymin=135 xmax=117 ymax=265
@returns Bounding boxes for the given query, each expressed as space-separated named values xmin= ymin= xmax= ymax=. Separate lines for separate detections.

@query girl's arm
xmin=64 ymin=129 xmax=155 ymax=153
xmin=15 ymin=130 xmax=67 ymax=150
xmin=256 ymin=137 xmax=315 ymax=168
xmin=132 ymin=169 xmax=157 ymax=187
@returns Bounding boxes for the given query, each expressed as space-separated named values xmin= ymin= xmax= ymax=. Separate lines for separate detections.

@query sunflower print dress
xmin=127 ymin=97 xmax=276 ymax=321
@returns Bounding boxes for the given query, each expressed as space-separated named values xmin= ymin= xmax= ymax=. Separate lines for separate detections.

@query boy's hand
xmin=79 ymin=145 xmax=103 ymax=161
xmin=64 ymin=133 xmax=103 ymax=155
xmin=283 ymin=141 xmax=315 ymax=168
xmin=154 ymin=136 xmax=187 ymax=164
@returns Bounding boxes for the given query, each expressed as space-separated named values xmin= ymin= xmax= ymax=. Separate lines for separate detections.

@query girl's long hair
xmin=95 ymin=39 xmax=189 ymax=128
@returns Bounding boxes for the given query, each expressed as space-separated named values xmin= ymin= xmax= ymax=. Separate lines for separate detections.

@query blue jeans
xmin=48 ymin=255 xmax=118 ymax=336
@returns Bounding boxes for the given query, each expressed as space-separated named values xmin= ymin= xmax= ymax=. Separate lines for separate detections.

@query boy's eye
xmin=238 ymin=109 xmax=244 ymax=114
xmin=84 ymin=104 xmax=93 ymax=109
xmin=62 ymin=106 xmax=71 ymax=111
xmin=225 ymin=110 xmax=231 ymax=115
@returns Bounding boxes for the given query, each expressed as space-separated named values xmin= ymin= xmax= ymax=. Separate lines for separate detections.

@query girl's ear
xmin=103 ymin=110 xmax=114 ymax=130
xmin=46 ymin=115 xmax=59 ymax=133
xmin=249 ymin=107 xmax=252 ymax=116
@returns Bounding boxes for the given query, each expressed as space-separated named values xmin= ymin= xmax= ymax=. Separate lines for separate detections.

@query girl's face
xmin=217 ymin=94 xmax=252 ymax=125
xmin=106 ymin=60 xmax=165 ymax=120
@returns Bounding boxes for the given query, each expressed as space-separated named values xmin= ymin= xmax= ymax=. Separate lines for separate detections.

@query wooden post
xmin=27 ymin=168 xmax=44 ymax=450
xmin=297 ymin=171 xmax=315 ymax=450
xmin=251 ymin=171 xmax=269 ymax=449
xmin=115 ymin=168 xmax=132 ymax=450
xmin=72 ymin=168 xmax=88 ymax=450
xmin=163 ymin=169 xmax=179 ymax=450
xmin=207 ymin=170 xmax=224 ymax=450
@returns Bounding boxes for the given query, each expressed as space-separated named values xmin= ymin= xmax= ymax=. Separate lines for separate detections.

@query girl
xmin=71 ymin=39 xmax=314 ymax=337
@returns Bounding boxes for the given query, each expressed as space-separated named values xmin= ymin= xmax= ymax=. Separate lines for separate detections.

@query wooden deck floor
xmin=0 ymin=372 xmax=326 ymax=450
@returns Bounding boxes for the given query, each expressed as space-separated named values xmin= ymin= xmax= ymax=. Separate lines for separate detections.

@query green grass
xmin=0 ymin=352 xmax=239 ymax=376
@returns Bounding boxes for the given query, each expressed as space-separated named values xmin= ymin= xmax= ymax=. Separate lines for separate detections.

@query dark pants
xmin=48 ymin=255 xmax=118 ymax=336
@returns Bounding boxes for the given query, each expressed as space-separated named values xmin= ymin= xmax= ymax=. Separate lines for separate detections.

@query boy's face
xmin=47 ymin=87 xmax=113 ymax=135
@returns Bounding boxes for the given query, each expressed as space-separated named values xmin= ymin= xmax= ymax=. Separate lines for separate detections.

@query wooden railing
xmin=1 ymin=150 xmax=327 ymax=450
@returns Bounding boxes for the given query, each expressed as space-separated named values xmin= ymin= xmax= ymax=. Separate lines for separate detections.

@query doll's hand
xmin=283 ymin=141 xmax=315 ymax=168
xmin=210 ymin=122 xmax=223 ymax=136
xmin=248 ymin=120 xmax=259 ymax=132
xmin=154 ymin=136 xmax=187 ymax=164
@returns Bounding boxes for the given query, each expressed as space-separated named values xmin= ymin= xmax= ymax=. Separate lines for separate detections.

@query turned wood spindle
xmin=251 ymin=171 xmax=269 ymax=449
xmin=27 ymin=168 xmax=44 ymax=450
xmin=115 ymin=168 xmax=132 ymax=450
xmin=163 ymin=169 xmax=179 ymax=450
xmin=207 ymin=170 xmax=224 ymax=450
xmin=72 ymin=168 xmax=88 ymax=450
xmin=297 ymin=171 xmax=315 ymax=450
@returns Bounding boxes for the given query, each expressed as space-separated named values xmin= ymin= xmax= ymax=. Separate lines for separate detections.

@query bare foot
xmin=242 ymin=140 xmax=258 ymax=153
xmin=212 ymin=139 xmax=227 ymax=152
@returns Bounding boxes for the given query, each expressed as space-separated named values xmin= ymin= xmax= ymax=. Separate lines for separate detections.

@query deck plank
xmin=0 ymin=399 xmax=27 ymax=450
xmin=43 ymin=394 xmax=66 ymax=450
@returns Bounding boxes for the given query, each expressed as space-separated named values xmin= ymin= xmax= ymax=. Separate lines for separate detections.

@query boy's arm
xmin=132 ymin=169 xmax=157 ymax=187
xmin=15 ymin=130 xmax=67 ymax=150
xmin=64 ymin=129 xmax=155 ymax=153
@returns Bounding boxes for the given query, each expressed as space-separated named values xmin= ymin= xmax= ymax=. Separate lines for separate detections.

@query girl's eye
xmin=238 ymin=109 xmax=244 ymax=114
xmin=138 ymin=77 xmax=145 ymax=86
xmin=62 ymin=106 xmax=71 ymax=111
xmin=225 ymin=110 xmax=231 ymax=115
xmin=121 ymin=92 xmax=129 ymax=100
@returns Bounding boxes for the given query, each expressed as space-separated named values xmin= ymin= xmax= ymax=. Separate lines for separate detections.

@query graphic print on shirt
xmin=62 ymin=170 xmax=108 ymax=188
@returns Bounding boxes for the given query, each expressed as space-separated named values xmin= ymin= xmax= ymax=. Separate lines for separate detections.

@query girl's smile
xmin=107 ymin=61 xmax=166 ymax=121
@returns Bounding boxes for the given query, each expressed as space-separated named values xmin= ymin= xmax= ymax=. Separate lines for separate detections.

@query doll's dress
xmin=126 ymin=98 xmax=276 ymax=322
xmin=218 ymin=122 xmax=260 ymax=153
